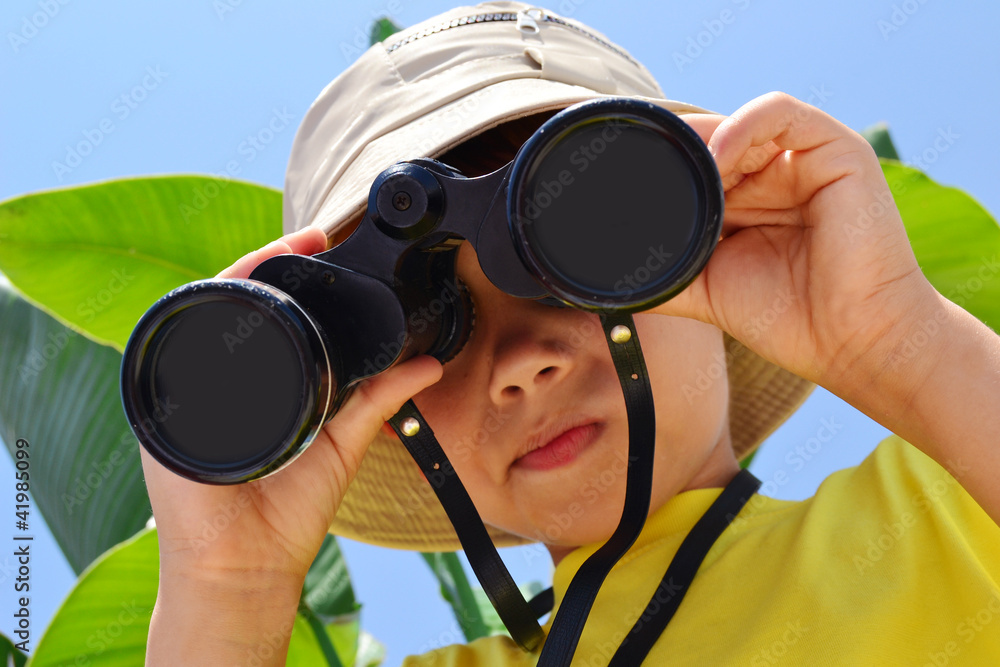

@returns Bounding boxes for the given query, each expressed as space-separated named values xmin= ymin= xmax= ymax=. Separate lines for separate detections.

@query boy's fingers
xmin=320 ymin=355 xmax=444 ymax=470
xmin=217 ymin=227 xmax=329 ymax=279
xmin=679 ymin=112 xmax=727 ymax=146
xmin=708 ymin=92 xmax=857 ymax=180
xmin=218 ymin=240 xmax=292 ymax=279
xmin=284 ymin=226 xmax=329 ymax=255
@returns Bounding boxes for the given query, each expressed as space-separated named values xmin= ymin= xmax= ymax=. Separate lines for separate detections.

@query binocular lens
xmin=509 ymin=101 xmax=722 ymax=311
xmin=122 ymin=281 xmax=332 ymax=483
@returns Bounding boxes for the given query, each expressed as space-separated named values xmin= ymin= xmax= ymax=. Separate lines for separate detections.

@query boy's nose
xmin=487 ymin=334 xmax=571 ymax=405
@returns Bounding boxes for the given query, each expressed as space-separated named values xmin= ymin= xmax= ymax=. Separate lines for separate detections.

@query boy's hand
xmin=145 ymin=226 xmax=443 ymax=579
xmin=662 ymin=93 xmax=1000 ymax=526
xmin=656 ymin=92 xmax=937 ymax=387
xmin=141 ymin=227 xmax=443 ymax=663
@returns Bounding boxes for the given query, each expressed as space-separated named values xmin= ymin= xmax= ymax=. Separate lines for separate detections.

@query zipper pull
xmin=516 ymin=7 xmax=544 ymax=34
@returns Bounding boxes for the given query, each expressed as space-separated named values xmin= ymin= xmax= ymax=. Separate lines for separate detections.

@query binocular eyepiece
xmin=121 ymin=98 xmax=723 ymax=484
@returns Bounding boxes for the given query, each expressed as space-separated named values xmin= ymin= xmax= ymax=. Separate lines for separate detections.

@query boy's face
xmin=412 ymin=242 xmax=736 ymax=549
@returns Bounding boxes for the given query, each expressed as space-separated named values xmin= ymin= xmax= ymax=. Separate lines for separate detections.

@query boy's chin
xmin=500 ymin=502 xmax=627 ymax=550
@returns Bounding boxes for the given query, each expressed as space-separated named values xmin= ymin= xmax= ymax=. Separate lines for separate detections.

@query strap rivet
xmin=610 ymin=325 xmax=632 ymax=344
xmin=401 ymin=417 xmax=421 ymax=436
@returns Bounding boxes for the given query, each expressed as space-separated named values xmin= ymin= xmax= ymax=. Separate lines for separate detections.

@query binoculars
xmin=121 ymin=97 xmax=723 ymax=484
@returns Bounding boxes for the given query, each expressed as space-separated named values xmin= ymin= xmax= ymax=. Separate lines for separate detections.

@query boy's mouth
xmin=514 ymin=420 xmax=605 ymax=471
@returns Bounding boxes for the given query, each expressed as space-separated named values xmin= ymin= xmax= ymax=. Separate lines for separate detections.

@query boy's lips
xmin=514 ymin=420 xmax=605 ymax=472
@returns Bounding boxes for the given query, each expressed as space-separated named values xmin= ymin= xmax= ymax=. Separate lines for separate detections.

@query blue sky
xmin=2 ymin=0 xmax=998 ymax=664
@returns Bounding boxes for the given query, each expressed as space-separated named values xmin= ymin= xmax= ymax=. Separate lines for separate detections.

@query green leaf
xmin=29 ymin=528 xmax=158 ymax=666
xmin=472 ymin=582 xmax=545 ymax=637
xmin=0 ymin=634 xmax=28 ymax=667
xmin=298 ymin=605 xmax=346 ymax=667
xmin=30 ymin=528 xmax=375 ymax=666
xmin=354 ymin=631 xmax=386 ymax=667
xmin=288 ymin=616 xmax=386 ymax=667
xmin=297 ymin=535 xmax=358 ymax=667
xmin=882 ymin=160 xmax=1000 ymax=330
xmin=0 ymin=176 xmax=281 ymax=350
xmin=302 ymin=535 xmax=359 ymax=618
xmin=369 ymin=18 xmax=403 ymax=46
xmin=0 ymin=281 xmax=150 ymax=573
xmin=420 ymin=552 xmax=492 ymax=641
xmin=861 ymin=122 xmax=901 ymax=161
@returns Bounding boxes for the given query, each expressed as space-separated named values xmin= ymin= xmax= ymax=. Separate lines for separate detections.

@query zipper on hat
xmin=384 ymin=8 xmax=638 ymax=66
xmin=516 ymin=7 xmax=542 ymax=34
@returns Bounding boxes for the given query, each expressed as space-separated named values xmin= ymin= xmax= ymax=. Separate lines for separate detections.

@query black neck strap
xmin=534 ymin=312 xmax=657 ymax=666
xmin=389 ymin=313 xmax=758 ymax=664
xmin=388 ymin=400 xmax=546 ymax=651
xmin=607 ymin=467 xmax=761 ymax=665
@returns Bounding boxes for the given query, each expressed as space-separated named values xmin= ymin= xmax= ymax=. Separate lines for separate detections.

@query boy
xmin=140 ymin=2 xmax=1000 ymax=664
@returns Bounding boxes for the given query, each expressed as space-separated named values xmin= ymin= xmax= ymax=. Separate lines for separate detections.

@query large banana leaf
xmin=863 ymin=123 xmax=999 ymax=328
xmin=861 ymin=122 xmax=901 ymax=161
xmin=29 ymin=528 xmax=377 ymax=666
xmin=0 ymin=176 xmax=283 ymax=573
xmin=0 ymin=634 xmax=28 ymax=666
xmin=884 ymin=160 xmax=1000 ymax=329
xmin=304 ymin=535 xmax=360 ymax=619
xmin=0 ymin=281 xmax=150 ymax=574
xmin=0 ymin=176 xmax=280 ymax=350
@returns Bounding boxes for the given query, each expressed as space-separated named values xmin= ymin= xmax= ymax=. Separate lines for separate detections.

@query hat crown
xmin=283 ymin=1 xmax=663 ymax=236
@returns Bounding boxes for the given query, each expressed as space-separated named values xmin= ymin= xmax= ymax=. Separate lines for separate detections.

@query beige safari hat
xmin=284 ymin=1 xmax=814 ymax=551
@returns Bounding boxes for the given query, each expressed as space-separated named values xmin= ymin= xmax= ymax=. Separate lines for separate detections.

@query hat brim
xmin=308 ymin=78 xmax=813 ymax=551
xmin=300 ymin=77 xmax=715 ymax=240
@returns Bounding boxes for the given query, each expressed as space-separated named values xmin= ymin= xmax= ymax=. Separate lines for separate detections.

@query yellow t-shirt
xmin=403 ymin=436 xmax=1000 ymax=666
